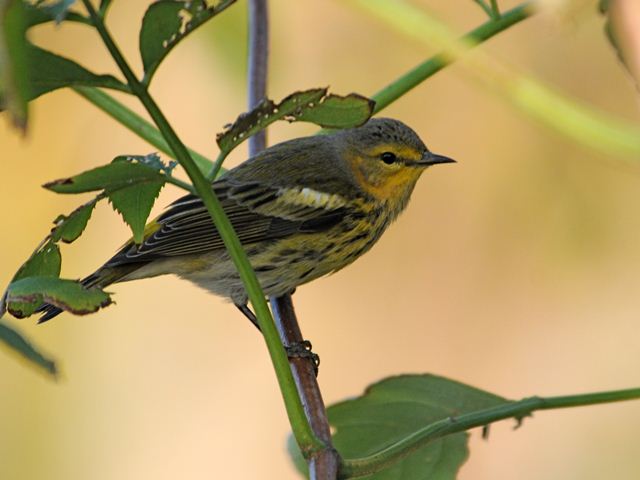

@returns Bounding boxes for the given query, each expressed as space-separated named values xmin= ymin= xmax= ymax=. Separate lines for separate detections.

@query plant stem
xmin=338 ymin=386 xmax=640 ymax=479
xmin=246 ymin=0 xmax=336 ymax=469
xmin=371 ymin=2 xmax=533 ymax=113
xmin=72 ymin=86 xmax=214 ymax=175
xmin=472 ymin=0 xmax=494 ymax=19
xmin=80 ymin=0 xmax=323 ymax=454
xmin=490 ymin=0 xmax=501 ymax=18
xmin=271 ymin=296 xmax=339 ymax=478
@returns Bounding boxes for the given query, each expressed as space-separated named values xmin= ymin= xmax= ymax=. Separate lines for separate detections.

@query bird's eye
xmin=381 ymin=152 xmax=397 ymax=165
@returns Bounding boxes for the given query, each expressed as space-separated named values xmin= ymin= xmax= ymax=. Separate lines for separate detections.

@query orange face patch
xmin=348 ymin=152 xmax=423 ymax=201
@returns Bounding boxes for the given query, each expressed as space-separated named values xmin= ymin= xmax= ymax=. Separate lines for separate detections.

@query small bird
xmin=38 ymin=118 xmax=454 ymax=323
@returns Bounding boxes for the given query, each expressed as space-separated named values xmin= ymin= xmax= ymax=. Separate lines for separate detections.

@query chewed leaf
xmin=216 ymin=89 xmax=375 ymax=154
xmin=140 ymin=0 xmax=236 ymax=85
xmin=108 ymin=180 xmax=164 ymax=244
xmin=13 ymin=242 xmax=61 ymax=282
xmin=295 ymin=93 xmax=376 ymax=129
xmin=5 ymin=277 xmax=111 ymax=319
xmin=21 ymin=44 xmax=129 ymax=103
xmin=118 ymin=153 xmax=177 ymax=174
xmin=44 ymin=157 xmax=168 ymax=194
xmin=51 ymin=200 xmax=97 ymax=243
xmin=0 ymin=0 xmax=30 ymax=130
xmin=45 ymin=155 xmax=170 ymax=244
xmin=289 ymin=374 xmax=508 ymax=480
xmin=0 ymin=320 xmax=57 ymax=377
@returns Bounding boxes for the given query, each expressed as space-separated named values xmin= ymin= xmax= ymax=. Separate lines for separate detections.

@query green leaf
xmin=5 ymin=277 xmax=111 ymax=319
xmin=50 ymin=200 xmax=97 ymax=243
xmin=290 ymin=375 xmax=507 ymax=479
xmin=0 ymin=320 xmax=57 ymax=376
xmin=23 ymin=0 xmax=89 ymax=27
xmin=22 ymin=43 xmax=129 ymax=103
xmin=44 ymin=156 xmax=168 ymax=194
xmin=0 ymin=0 xmax=30 ymax=130
xmin=13 ymin=241 xmax=61 ymax=281
xmin=108 ymin=156 xmax=167 ymax=244
xmin=139 ymin=0 xmax=236 ymax=85
xmin=295 ymin=93 xmax=378 ymax=129
xmin=44 ymin=155 xmax=170 ymax=243
xmin=216 ymin=88 xmax=375 ymax=155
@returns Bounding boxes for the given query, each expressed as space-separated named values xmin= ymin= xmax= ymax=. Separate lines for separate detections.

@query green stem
xmin=472 ymin=0 xmax=494 ymax=19
xmin=339 ymin=386 xmax=640 ymax=479
xmin=72 ymin=86 xmax=214 ymax=175
xmin=490 ymin=0 xmax=501 ymax=18
xmin=371 ymin=2 xmax=533 ymax=113
xmin=80 ymin=0 xmax=323 ymax=454
xmin=207 ymin=150 xmax=228 ymax=180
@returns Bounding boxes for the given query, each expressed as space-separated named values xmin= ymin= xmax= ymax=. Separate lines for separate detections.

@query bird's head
xmin=338 ymin=118 xmax=454 ymax=206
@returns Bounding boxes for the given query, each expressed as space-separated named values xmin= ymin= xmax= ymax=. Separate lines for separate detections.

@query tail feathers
xmin=36 ymin=266 xmax=133 ymax=323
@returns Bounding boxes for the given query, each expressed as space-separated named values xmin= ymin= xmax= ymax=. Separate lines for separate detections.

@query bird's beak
xmin=417 ymin=151 xmax=456 ymax=166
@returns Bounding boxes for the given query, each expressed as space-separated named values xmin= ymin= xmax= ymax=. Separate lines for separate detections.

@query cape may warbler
xmin=38 ymin=118 xmax=454 ymax=323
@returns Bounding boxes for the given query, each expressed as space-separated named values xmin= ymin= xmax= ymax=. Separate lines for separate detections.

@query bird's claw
xmin=285 ymin=340 xmax=320 ymax=375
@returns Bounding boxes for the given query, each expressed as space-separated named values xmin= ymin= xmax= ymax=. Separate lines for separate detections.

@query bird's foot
xmin=286 ymin=340 xmax=320 ymax=376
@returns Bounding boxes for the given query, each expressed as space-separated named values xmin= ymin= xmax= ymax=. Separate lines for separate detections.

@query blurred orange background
xmin=2 ymin=1 xmax=640 ymax=479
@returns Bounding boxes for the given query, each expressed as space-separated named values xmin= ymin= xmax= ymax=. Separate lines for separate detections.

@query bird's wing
xmin=105 ymin=178 xmax=349 ymax=266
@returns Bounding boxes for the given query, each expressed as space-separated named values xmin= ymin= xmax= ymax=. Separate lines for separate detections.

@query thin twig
xmin=338 ymin=386 xmax=640 ymax=478
xmin=247 ymin=0 xmax=269 ymax=154
xmin=246 ymin=1 xmax=339 ymax=476
xmin=271 ymin=296 xmax=340 ymax=479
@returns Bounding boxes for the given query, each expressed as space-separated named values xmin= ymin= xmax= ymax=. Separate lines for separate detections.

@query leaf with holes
xmin=44 ymin=157 xmax=168 ymax=194
xmin=5 ymin=277 xmax=111 ymax=319
xmin=106 ymin=159 xmax=165 ymax=244
xmin=295 ymin=93 xmax=376 ymax=130
xmin=140 ymin=0 xmax=236 ymax=85
xmin=0 ymin=320 xmax=57 ymax=376
xmin=216 ymin=89 xmax=375 ymax=155
xmin=44 ymin=155 xmax=170 ymax=243
xmin=289 ymin=375 xmax=508 ymax=480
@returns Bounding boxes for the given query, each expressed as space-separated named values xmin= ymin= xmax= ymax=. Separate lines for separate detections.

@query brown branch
xmin=246 ymin=1 xmax=339 ymax=477
xmin=270 ymin=295 xmax=340 ymax=479
xmin=247 ymin=0 xmax=269 ymax=154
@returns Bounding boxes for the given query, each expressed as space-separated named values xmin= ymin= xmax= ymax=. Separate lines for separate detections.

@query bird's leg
xmin=235 ymin=303 xmax=261 ymax=331
xmin=235 ymin=302 xmax=320 ymax=375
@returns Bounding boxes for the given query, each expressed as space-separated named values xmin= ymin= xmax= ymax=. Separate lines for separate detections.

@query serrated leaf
xmin=216 ymin=89 xmax=375 ymax=155
xmin=50 ymin=200 xmax=96 ymax=243
xmin=140 ymin=0 xmax=236 ymax=85
xmin=13 ymin=241 xmax=61 ymax=281
xmin=108 ymin=180 xmax=164 ymax=244
xmin=20 ymin=43 xmax=128 ymax=103
xmin=5 ymin=277 xmax=111 ymax=319
xmin=0 ymin=0 xmax=30 ymax=130
xmin=44 ymin=158 xmax=168 ymax=194
xmin=289 ymin=375 xmax=507 ymax=480
xmin=0 ymin=320 xmax=57 ymax=376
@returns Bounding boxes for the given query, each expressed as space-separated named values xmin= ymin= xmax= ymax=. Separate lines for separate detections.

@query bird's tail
xmin=36 ymin=265 xmax=138 ymax=323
